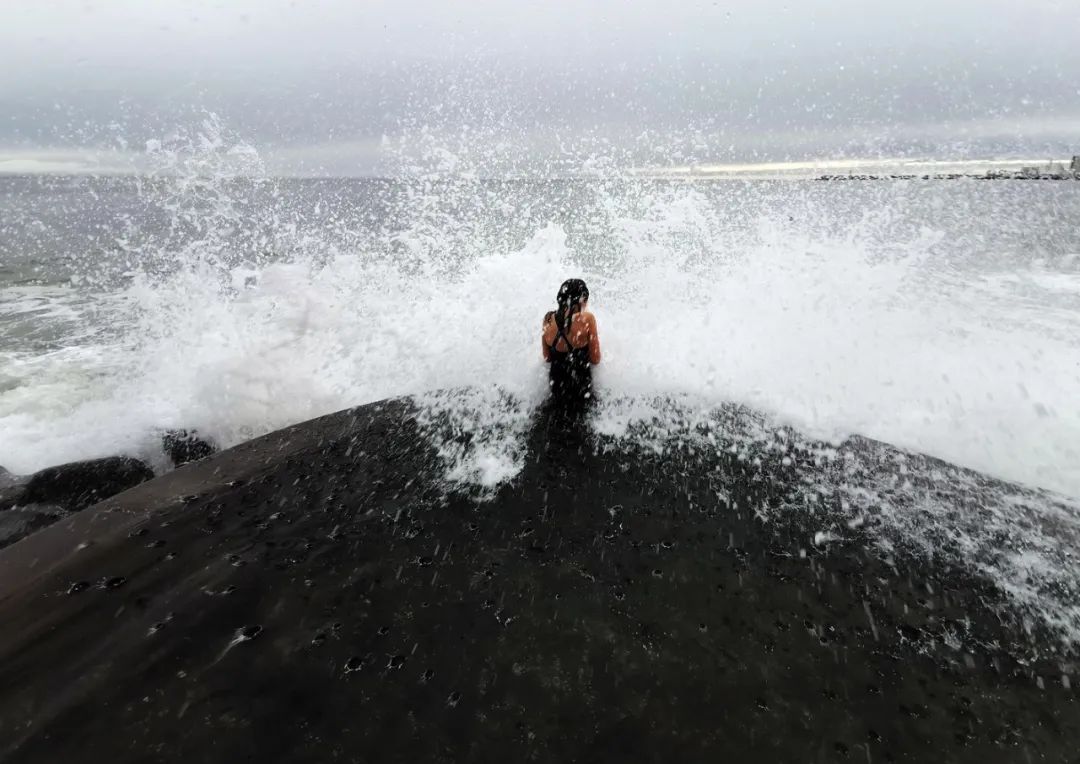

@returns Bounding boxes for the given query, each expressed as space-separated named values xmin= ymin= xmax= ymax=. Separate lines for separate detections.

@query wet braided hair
xmin=554 ymin=279 xmax=589 ymax=349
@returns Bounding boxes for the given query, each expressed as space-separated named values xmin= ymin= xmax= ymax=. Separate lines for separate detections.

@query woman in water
xmin=542 ymin=278 xmax=601 ymax=406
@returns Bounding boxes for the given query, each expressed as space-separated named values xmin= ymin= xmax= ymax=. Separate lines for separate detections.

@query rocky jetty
xmin=0 ymin=397 xmax=1075 ymax=762
xmin=0 ymin=456 xmax=154 ymax=550
xmin=161 ymin=429 xmax=218 ymax=467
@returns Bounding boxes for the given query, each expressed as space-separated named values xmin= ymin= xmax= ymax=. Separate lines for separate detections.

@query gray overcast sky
xmin=1 ymin=0 xmax=1078 ymax=175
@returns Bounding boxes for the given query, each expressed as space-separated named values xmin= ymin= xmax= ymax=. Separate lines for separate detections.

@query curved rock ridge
xmin=0 ymin=456 xmax=156 ymax=550
xmin=0 ymin=396 xmax=1076 ymax=763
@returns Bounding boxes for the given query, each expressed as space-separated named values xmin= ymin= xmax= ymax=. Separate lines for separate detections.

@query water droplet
xmin=344 ymin=655 xmax=366 ymax=673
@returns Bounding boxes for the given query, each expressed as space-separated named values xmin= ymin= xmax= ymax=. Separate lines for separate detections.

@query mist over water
xmin=2 ymin=122 xmax=1080 ymax=646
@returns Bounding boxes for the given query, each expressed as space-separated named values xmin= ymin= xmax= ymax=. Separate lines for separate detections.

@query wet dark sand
xmin=0 ymin=398 xmax=1076 ymax=762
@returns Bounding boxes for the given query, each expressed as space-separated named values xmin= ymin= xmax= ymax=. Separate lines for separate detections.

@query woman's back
xmin=542 ymin=311 xmax=601 ymax=363
xmin=541 ymin=278 xmax=601 ymax=408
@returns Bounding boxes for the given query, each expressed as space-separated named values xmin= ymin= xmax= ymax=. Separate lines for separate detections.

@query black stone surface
xmin=0 ymin=398 xmax=1075 ymax=763
xmin=161 ymin=429 xmax=218 ymax=467
xmin=21 ymin=456 xmax=154 ymax=511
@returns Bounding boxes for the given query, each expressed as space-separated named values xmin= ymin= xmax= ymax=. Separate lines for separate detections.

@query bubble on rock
xmin=387 ymin=654 xmax=406 ymax=670
xmin=102 ymin=576 xmax=126 ymax=590
xmin=344 ymin=656 xmax=366 ymax=673
xmin=446 ymin=691 xmax=461 ymax=708
xmin=67 ymin=581 xmax=89 ymax=595
xmin=377 ymin=626 xmax=390 ymax=636
xmin=312 ymin=632 xmax=327 ymax=646
xmin=421 ymin=669 xmax=435 ymax=682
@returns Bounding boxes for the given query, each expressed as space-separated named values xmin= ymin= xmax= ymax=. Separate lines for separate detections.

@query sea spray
xmin=1 ymin=120 xmax=1079 ymax=648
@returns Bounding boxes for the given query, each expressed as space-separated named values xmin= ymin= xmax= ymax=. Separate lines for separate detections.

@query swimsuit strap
xmin=549 ymin=313 xmax=577 ymax=354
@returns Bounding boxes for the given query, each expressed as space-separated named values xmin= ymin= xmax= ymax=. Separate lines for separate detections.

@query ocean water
xmin=2 ymin=141 xmax=1080 ymax=647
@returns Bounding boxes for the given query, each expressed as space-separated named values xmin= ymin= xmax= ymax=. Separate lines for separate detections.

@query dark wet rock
xmin=0 ymin=502 xmax=65 ymax=551
xmin=0 ymin=484 xmax=28 ymax=512
xmin=22 ymin=456 xmax=153 ymax=512
xmin=0 ymin=466 xmax=19 ymax=488
xmin=0 ymin=396 xmax=1075 ymax=763
xmin=1 ymin=457 xmax=153 ymax=548
xmin=161 ymin=429 xmax=217 ymax=467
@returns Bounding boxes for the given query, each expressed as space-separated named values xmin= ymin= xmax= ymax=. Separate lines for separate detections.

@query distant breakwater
xmin=817 ymin=173 xmax=1080 ymax=181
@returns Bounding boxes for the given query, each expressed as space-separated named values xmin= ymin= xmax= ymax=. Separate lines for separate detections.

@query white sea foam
xmin=1 ymin=125 xmax=1079 ymax=646
xmin=3 ymin=170 xmax=1080 ymax=495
